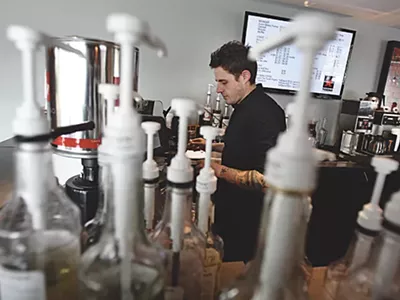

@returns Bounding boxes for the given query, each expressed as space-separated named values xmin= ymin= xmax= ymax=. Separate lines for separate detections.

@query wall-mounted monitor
xmin=242 ymin=11 xmax=356 ymax=99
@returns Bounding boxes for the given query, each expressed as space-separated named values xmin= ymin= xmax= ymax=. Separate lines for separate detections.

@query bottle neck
xmin=223 ymin=105 xmax=229 ymax=117
xmin=257 ymin=189 xmax=310 ymax=299
xmin=205 ymin=93 xmax=212 ymax=106
xmin=14 ymin=141 xmax=54 ymax=230
xmin=102 ymin=156 xmax=148 ymax=247
xmin=81 ymin=158 xmax=99 ymax=182
xmin=214 ymin=100 xmax=221 ymax=111
xmin=162 ymin=186 xmax=193 ymax=225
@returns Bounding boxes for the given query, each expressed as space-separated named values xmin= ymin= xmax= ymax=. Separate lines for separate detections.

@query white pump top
xmin=248 ymin=13 xmax=336 ymax=191
xmin=207 ymin=84 xmax=214 ymax=95
xmin=101 ymin=14 xmax=166 ymax=157
xmin=7 ymin=25 xmax=85 ymax=137
xmin=142 ymin=121 xmax=161 ymax=180
xmin=167 ymin=98 xmax=197 ymax=183
xmin=196 ymin=126 xmax=219 ymax=194
xmin=357 ymin=157 xmax=399 ymax=231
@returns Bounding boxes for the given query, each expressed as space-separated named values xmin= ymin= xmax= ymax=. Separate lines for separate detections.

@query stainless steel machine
xmin=46 ymin=36 xmax=139 ymax=226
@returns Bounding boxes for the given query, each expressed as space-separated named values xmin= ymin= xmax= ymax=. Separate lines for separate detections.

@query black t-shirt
xmin=214 ymin=84 xmax=286 ymax=262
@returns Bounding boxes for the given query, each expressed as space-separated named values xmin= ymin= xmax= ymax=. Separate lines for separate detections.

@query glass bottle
xmin=152 ymin=186 xmax=206 ymax=300
xmin=323 ymin=229 xmax=379 ymax=300
xmin=219 ymin=189 xmax=311 ymax=300
xmin=335 ymin=222 xmax=400 ymax=300
xmin=199 ymin=84 xmax=213 ymax=128
xmin=221 ymin=104 xmax=230 ymax=130
xmin=212 ymin=94 xmax=222 ymax=128
xmin=0 ymin=140 xmax=82 ymax=300
xmin=202 ymin=204 xmax=224 ymax=299
xmin=79 ymin=154 xmax=167 ymax=299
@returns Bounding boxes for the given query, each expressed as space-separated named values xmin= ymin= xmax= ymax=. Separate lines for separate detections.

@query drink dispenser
xmin=46 ymin=37 xmax=140 ymax=226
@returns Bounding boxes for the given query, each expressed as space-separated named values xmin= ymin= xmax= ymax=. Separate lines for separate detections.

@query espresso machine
xmin=46 ymin=36 xmax=140 ymax=226
xmin=338 ymin=93 xmax=382 ymax=155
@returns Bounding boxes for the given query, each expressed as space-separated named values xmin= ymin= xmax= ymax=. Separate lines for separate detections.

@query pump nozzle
xmin=196 ymin=126 xmax=219 ymax=235
xmin=207 ymin=84 xmax=214 ymax=95
xmin=357 ymin=157 xmax=399 ymax=231
xmin=7 ymin=25 xmax=86 ymax=137
xmin=142 ymin=122 xmax=161 ymax=180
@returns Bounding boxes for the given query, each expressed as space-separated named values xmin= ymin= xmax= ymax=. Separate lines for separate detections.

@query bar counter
xmin=1 ymin=138 xmax=400 ymax=267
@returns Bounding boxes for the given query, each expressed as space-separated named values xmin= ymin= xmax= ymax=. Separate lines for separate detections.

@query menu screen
xmin=243 ymin=12 xmax=356 ymax=98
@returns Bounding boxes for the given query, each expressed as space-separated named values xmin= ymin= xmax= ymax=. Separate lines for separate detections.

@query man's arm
xmin=214 ymin=164 xmax=267 ymax=193
xmin=212 ymin=142 xmax=224 ymax=153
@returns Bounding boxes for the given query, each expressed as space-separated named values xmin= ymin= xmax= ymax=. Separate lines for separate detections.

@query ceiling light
xmin=304 ymin=0 xmax=310 ymax=7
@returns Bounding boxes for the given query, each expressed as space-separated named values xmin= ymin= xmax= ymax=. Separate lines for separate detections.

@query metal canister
xmin=46 ymin=36 xmax=139 ymax=158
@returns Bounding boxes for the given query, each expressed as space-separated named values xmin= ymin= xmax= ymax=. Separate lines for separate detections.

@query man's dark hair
xmin=209 ymin=41 xmax=257 ymax=84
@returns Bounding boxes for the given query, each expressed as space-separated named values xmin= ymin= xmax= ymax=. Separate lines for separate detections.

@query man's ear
xmin=241 ymin=70 xmax=252 ymax=83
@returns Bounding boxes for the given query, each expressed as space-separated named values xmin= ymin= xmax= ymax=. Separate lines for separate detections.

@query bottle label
xmin=212 ymin=114 xmax=221 ymax=128
xmin=164 ymin=286 xmax=184 ymax=300
xmin=202 ymin=248 xmax=221 ymax=300
xmin=0 ymin=267 xmax=46 ymax=300
xmin=221 ymin=119 xmax=229 ymax=129
xmin=204 ymin=109 xmax=212 ymax=122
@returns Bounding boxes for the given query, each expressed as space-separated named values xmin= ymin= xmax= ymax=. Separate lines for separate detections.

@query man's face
xmin=213 ymin=67 xmax=247 ymax=105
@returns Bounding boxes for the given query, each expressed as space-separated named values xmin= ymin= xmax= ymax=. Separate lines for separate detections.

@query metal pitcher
xmin=46 ymin=36 xmax=139 ymax=158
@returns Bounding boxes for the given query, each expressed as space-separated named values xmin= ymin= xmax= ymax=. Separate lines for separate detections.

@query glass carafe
xmin=0 ymin=141 xmax=82 ymax=299
xmin=79 ymin=156 xmax=167 ymax=299
xmin=152 ymin=186 xmax=206 ymax=300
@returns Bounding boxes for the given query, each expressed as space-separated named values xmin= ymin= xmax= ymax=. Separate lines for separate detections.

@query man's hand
xmin=188 ymin=138 xmax=206 ymax=151
xmin=188 ymin=138 xmax=224 ymax=153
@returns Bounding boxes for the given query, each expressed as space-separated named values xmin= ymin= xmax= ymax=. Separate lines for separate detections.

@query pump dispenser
xmin=336 ymin=189 xmax=400 ymax=300
xmin=142 ymin=121 xmax=161 ymax=232
xmin=152 ymin=98 xmax=206 ymax=300
xmin=79 ymin=13 xmax=167 ymax=299
xmin=200 ymin=84 xmax=214 ymax=127
xmin=0 ymin=25 xmax=84 ymax=299
xmin=219 ymin=12 xmax=336 ymax=300
xmin=212 ymin=93 xmax=222 ymax=128
xmin=196 ymin=126 xmax=223 ymax=300
xmin=323 ymin=156 xmax=399 ymax=299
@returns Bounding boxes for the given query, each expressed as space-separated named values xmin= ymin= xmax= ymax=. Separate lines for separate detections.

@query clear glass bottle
xmin=221 ymin=104 xmax=230 ymax=130
xmin=323 ymin=229 xmax=379 ymax=300
xmin=199 ymin=84 xmax=213 ymax=127
xmin=212 ymin=94 xmax=222 ymax=128
xmin=219 ymin=189 xmax=311 ymax=300
xmin=79 ymin=154 xmax=167 ymax=299
xmin=202 ymin=204 xmax=224 ymax=300
xmin=152 ymin=186 xmax=206 ymax=300
xmin=0 ymin=141 xmax=82 ymax=300
xmin=335 ymin=222 xmax=400 ymax=300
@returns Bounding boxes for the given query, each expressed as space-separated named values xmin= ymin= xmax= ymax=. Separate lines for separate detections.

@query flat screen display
xmin=242 ymin=11 xmax=356 ymax=99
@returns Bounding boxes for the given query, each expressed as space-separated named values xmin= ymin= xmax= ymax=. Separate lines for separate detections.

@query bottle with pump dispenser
xmin=219 ymin=12 xmax=336 ymax=300
xmin=212 ymin=94 xmax=222 ymax=128
xmin=78 ymin=13 xmax=168 ymax=299
xmin=152 ymin=98 xmax=206 ymax=300
xmin=142 ymin=121 xmax=162 ymax=233
xmin=196 ymin=126 xmax=224 ymax=300
xmin=0 ymin=25 xmax=84 ymax=299
xmin=221 ymin=103 xmax=230 ymax=130
xmin=323 ymin=156 xmax=399 ymax=300
xmin=200 ymin=84 xmax=214 ymax=127
xmin=336 ymin=189 xmax=400 ymax=300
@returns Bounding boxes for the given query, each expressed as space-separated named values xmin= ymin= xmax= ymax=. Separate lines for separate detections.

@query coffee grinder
xmin=46 ymin=36 xmax=140 ymax=226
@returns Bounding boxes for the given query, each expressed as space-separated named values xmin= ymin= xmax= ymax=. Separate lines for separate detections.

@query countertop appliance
xmin=46 ymin=36 xmax=139 ymax=227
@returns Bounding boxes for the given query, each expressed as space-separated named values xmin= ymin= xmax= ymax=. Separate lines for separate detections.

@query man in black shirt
xmin=192 ymin=41 xmax=286 ymax=262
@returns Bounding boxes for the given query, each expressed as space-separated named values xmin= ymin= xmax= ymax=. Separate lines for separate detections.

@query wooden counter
xmin=220 ymin=263 xmax=326 ymax=299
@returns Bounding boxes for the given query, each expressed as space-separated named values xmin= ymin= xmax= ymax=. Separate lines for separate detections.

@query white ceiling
xmin=263 ymin=0 xmax=400 ymax=29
